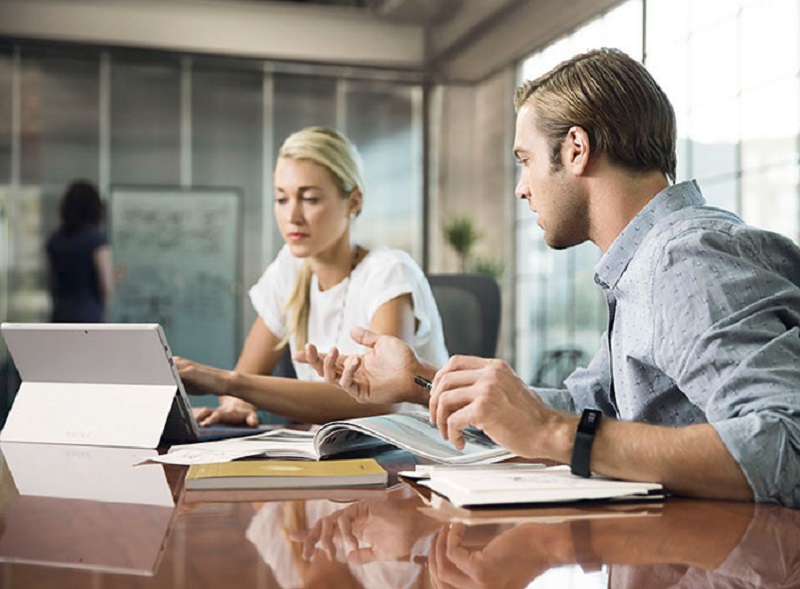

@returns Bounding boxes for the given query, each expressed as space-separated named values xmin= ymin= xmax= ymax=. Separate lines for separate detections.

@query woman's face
xmin=274 ymin=157 xmax=356 ymax=260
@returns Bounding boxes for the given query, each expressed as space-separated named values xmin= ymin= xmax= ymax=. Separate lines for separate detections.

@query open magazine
xmin=157 ymin=410 xmax=515 ymax=466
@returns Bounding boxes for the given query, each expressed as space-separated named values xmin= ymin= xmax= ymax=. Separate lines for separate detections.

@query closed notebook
xmin=185 ymin=458 xmax=388 ymax=490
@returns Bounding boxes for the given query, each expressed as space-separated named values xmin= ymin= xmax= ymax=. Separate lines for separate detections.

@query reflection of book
xmin=165 ymin=410 xmax=514 ymax=465
xmin=418 ymin=492 xmax=664 ymax=525
xmin=415 ymin=465 xmax=664 ymax=508
xmin=185 ymin=458 xmax=388 ymax=490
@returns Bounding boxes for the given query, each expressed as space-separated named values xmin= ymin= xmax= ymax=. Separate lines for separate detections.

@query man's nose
xmin=514 ymin=174 xmax=529 ymax=200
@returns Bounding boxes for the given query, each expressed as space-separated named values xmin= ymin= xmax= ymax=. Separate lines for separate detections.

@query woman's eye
xmin=302 ymin=197 xmax=319 ymax=204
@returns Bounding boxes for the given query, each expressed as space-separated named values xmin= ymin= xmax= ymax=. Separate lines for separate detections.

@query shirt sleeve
xmin=653 ymin=225 xmax=800 ymax=507
xmin=89 ymin=228 xmax=109 ymax=249
xmin=248 ymin=246 xmax=299 ymax=340
xmin=361 ymin=250 xmax=430 ymax=335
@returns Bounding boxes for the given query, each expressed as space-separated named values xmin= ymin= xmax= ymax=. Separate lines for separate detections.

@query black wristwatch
xmin=570 ymin=408 xmax=602 ymax=477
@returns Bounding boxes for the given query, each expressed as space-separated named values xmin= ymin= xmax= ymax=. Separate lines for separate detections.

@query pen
xmin=414 ymin=375 xmax=432 ymax=392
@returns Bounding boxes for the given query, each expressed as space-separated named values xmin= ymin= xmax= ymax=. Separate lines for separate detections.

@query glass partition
xmin=0 ymin=42 xmax=425 ymax=425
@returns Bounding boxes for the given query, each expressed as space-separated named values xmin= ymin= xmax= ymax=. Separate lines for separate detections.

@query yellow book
xmin=185 ymin=458 xmax=388 ymax=490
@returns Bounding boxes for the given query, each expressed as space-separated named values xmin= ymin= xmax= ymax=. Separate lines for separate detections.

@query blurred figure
xmin=46 ymin=180 xmax=113 ymax=323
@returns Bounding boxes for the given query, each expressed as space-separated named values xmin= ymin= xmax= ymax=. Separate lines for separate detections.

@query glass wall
xmin=0 ymin=42 xmax=425 ymax=424
xmin=516 ymin=2 xmax=643 ymax=386
xmin=516 ymin=0 xmax=800 ymax=387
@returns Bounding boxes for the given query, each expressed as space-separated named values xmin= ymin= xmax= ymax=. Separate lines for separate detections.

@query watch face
xmin=579 ymin=409 xmax=601 ymax=433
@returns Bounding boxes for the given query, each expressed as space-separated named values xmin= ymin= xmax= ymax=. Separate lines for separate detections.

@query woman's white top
xmin=249 ymin=245 xmax=449 ymax=383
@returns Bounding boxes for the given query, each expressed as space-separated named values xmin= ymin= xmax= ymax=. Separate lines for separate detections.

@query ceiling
xmin=255 ymin=0 xmax=465 ymax=25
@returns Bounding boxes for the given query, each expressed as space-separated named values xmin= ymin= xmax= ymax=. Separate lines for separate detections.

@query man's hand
xmin=295 ymin=489 xmax=439 ymax=563
xmin=293 ymin=326 xmax=431 ymax=405
xmin=429 ymin=522 xmax=562 ymax=589
xmin=429 ymin=355 xmax=561 ymax=457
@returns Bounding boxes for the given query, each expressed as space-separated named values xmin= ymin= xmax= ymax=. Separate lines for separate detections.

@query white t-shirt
xmin=249 ymin=245 xmax=449 ymax=382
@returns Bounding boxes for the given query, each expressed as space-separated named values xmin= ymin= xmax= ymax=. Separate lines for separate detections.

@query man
xmin=296 ymin=48 xmax=800 ymax=507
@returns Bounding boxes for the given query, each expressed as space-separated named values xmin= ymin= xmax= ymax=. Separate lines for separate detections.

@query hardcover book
xmin=185 ymin=458 xmax=388 ymax=490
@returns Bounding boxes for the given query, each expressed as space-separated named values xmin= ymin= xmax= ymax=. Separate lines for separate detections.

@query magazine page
xmin=154 ymin=429 xmax=319 ymax=465
xmin=314 ymin=410 xmax=515 ymax=464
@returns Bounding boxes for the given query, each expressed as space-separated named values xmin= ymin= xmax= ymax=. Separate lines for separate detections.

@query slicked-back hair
xmin=514 ymin=48 xmax=676 ymax=182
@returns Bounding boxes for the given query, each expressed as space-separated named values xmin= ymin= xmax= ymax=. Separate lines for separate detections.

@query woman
xmin=46 ymin=180 xmax=114 ymax=323
xmin=179 ymin=126 xmax=448 ymax=425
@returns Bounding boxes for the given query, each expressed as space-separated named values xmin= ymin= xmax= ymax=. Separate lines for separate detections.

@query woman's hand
xmin=191 ymin=400 xmax=260 ymax=427
xmin=175 ymin=356 xmax=259 ymax=427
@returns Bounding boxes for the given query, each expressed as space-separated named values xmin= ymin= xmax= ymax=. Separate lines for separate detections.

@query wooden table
xmin=0 ymin=442 xmax=797 ymax=589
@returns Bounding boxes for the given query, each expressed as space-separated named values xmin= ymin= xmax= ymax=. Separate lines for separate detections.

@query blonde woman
xmin=177 ymin=126 xmax=448 ymax=425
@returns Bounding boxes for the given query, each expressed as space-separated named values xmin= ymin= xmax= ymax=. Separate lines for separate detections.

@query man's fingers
xmin=338 ymin=512 xmax=358 ymax=551
xmin=340 ymin=356 xmax=362 ymax=399
xmin=350 ymin=326 xmax=380 ymax=348
xmin=323 ymin=347 xmax=340 ymax=383
xmin=347 ymin=547 xmax=378 ymax=565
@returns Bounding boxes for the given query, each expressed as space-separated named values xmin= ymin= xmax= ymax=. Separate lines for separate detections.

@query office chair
xmin=427 ymin=273 xmax=502 ymax=358
xmin=530 ymin=346 xmax=588 ymax=389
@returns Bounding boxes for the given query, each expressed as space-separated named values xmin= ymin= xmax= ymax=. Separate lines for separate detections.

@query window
xmin=515 ymin=0 xmax=800 ymax=387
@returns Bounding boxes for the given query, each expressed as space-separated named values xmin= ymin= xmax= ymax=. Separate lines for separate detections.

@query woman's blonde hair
xmin=277 ymin=127 xmax=365 ymax=350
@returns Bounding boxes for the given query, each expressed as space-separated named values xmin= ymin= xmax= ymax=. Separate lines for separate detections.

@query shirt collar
xmin=594 ymin=180 xmax=705 ymax=289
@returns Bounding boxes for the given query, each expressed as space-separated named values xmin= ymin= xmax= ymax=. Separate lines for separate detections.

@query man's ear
xmin=565 ymin=126 xmax=591 ymax=175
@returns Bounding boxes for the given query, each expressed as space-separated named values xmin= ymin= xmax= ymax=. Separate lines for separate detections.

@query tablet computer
xmin=0 ymin=323 xmax=200 ymax=448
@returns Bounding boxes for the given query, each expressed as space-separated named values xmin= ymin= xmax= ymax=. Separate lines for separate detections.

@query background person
xmin=178 ymin=126 xmax=448 ymax=425
xmin=46 ymin=179 xmax=113 ymax=323
xmin=297 ymin=49 xmax=800 ymax=507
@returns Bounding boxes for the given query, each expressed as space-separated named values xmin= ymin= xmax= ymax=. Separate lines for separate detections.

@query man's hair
xmin=514 ymin=48 xmax=676 ymax=182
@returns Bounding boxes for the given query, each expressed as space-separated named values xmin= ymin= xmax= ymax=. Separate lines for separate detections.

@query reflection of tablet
xmin=0 ymin=323 xmax=200 ymax=448
xmin=0 ymin=441 xmax=177 ymax=575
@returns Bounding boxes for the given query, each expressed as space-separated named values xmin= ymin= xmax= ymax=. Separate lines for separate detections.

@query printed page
xmin=315 ymin=410 xmax=515 ymax=464
xmin=152 ymin=428 xmax=319 ymax=465
xmin=421 ymin=465 xmax=664 ymax=507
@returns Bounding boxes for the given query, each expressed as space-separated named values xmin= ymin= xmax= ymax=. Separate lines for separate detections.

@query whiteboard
xmin=109 ymin=187 xmax=241 ymax=370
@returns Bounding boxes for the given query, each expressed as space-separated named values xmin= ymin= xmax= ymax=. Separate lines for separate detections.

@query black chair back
xmin=428 ymin=273 xmax=501 ymax=358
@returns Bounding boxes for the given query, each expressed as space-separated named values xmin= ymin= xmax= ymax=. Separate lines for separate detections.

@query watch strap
xmin=571 ymin=408 xmax=602 ymax=477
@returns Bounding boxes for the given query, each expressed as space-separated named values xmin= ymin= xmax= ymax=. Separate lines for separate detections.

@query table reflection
xmin=246 ymin=485 xmax=438 ymax=589
xmin=0 ymin=442 xmax=177 ymax=576
xmin=283 ymin=488 xmax=800 ymax=589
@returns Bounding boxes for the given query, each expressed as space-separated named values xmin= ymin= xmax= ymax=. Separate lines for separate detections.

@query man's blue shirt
xmin=538 ymin=180 xmax=800 ymax=507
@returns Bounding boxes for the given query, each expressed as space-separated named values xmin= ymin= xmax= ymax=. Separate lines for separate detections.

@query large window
xmin=515 ymin=2 xmax=643 ymax=387
xmin=516 ymin=0 xmax=800 ymax=387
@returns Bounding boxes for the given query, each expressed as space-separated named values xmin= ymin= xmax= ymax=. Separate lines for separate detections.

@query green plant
xmin=443 ymin=215 xmax=482 ymax=272
xmin=470 ymin=255 xmax=505 ymax=280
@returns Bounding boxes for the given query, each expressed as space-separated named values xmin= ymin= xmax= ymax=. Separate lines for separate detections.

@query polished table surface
xmin=0 ymin=441 xmax=798 ymax=589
